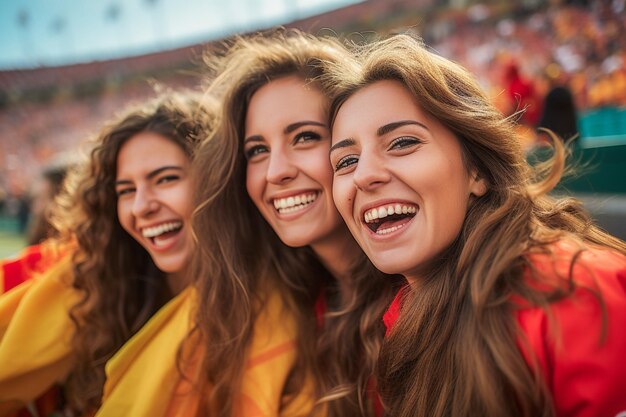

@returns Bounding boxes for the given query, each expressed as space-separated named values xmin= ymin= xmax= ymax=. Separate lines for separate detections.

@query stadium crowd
xmin=2 ymin=0 xmax=626 ymax=229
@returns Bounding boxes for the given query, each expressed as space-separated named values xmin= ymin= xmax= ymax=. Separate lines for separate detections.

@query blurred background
xmin=1 ymin=0 xmax=625 ymax=257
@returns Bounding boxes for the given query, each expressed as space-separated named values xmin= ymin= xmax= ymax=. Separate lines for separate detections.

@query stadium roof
xmin=0 ymin=0 xmax=363 ymax=70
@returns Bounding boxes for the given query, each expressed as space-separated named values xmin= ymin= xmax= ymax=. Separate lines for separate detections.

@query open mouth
xmin=141 ymin=221 xmax=183 ymax=247
xmin=363 ymin=203 xmax=418 ymax=235
xmin=272 ymin=192 xmax=318 ymax=215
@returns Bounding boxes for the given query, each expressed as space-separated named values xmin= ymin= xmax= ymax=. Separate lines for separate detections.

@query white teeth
xmin=375 ymin=223 xmax=406 ymax=235
xmin=273 ymin=192 xmax=317 ymax=214
xmin=364 ymin=204 xmax=417 ymax=223
xmin=142 ymin=221 xmax=182 ymax=238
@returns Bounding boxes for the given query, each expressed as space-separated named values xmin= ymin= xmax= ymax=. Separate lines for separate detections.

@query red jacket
xmin=1 ymin=243 xmax=66 ymax=293
xmin=383 ymin=242 xmax=626 ymax=417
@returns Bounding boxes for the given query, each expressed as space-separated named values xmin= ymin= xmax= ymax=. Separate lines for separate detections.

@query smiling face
xmin=330 ymin=80 xmax=486 ymax=283
xmin=115 ymin=131 xmax=193 ymax=278
xmin=244 ymin=75 xmax=346 ymax=251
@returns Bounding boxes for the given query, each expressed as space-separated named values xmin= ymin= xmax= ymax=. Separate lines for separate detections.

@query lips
xmin=272 ymin=191 xmax=318 ymax=215
xmin=363 ymin=202 xmax=418 ymax=235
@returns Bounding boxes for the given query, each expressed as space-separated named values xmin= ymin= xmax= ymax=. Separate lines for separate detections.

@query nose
xmin=131 ymin=187 xmax=159 ymax=217
xmin=266 ymin=147 xmax=297 ymax=184
xmin=353 ymin=149 xmax=391 ymax=191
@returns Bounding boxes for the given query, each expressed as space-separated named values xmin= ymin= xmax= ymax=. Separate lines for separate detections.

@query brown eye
xmin=334 ymin=155 xmax=358 ymax=172
xmin=244 ymin=145 xmax=269 ymax=160
xmin=293 ymin=131 xmax=321 ymax=144
xmin=157 ymin=175 xmax=180 ymax=185
xmin=116 ymin=187 xmax=135 ymax=197
xmin=389 ymin=136 xmax=422 ymax=150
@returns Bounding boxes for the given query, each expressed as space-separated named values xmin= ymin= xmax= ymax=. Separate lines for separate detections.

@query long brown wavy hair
xmin=50 ymin=92 xmax=215 ymax=413
xmin=190 ymin=29 xmax=399 ymax=417
xmin=324 ymin=34 xmax=626 ymax=417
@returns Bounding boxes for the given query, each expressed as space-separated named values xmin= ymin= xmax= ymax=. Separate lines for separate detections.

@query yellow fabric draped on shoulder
xmin=97 ymin=286 xmax=196 ymax=417
xmin=235 ymin=288 xmax=302 ymax=417
xmin=163 ymin=286 xmax=318 ymax=417
xmin=1 ymin=259 xmax=319 ymax=417
xmin=0 ymin=256 xmax=77 ymax=415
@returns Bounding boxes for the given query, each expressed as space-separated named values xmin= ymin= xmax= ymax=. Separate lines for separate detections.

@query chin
xmin=279 ymin=236 xmax=312 ymax=248
xmin=372 ymin=262 xmax=403 ymax=276
xmin=366 ymin=252 xmax=411 ymax=276
xmin=273 ymin=228 xmax=315 ymax=248
xmin=154 ymin=259 xmax=186 ymax=275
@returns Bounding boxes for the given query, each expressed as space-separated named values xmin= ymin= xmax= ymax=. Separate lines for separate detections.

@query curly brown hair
xmin=49 ymin=91 xmax=215 ymax=413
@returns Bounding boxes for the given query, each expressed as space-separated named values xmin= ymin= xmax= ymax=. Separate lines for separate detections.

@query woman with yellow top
xmin=0 ymin=92 xmax=215 ymax=416
xmin=189 ymin=29 xmax=399 ymax=417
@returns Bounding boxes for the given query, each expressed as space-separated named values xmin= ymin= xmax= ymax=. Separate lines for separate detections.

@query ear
xmin=469 ymin=170 xmax=487 ymax=197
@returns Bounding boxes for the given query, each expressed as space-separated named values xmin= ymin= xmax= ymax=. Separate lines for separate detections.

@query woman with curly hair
xmin=188 ymin=29 xmax=399 ymax=417
xmin=0 ymin=91 xmax=215 ymax=417
xmin=327 ymin=34 xmax=626 ymax=417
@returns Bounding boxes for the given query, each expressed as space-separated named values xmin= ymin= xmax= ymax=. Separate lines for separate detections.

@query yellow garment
xmin=97 ymin=286 xmax=195 ymax=417
xmin=1 ymin=256 xmax=317 ymax=417
xmin=236 ymin=289 xmax=309 ymax=417
xmin=0 ymin=257 xmax=77 ymax=416
xmin=163 ymin=288 xmax=316 ymax=417
xmin=101 ymin=283 xmax=315 ymax=417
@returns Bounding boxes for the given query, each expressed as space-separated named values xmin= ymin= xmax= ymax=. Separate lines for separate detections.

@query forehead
xmin=333 ymin=80 xmax=427 ymax=138
xmin=245 ymin=75 xmax=327 ymax=131
xmin=116 ymin=131 xmax=188 ymax=176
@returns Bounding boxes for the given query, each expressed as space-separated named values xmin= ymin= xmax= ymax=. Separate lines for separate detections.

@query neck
xmin=310 ymin=225 xmax=361 ymax=295
xmin=404 ymin=275 xmax=420 ymax=288
xmin=166 ymin=268 xmax=189 ymax=296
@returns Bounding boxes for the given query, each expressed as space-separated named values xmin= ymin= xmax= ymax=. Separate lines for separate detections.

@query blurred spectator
xmin=538 ymin=85 xmax=579 ymax=142
xmin=421 ymin=1 xmax=626 ymax=121
xmin=537 ymin=64 xmax=579 ymax=144
xmin=25 ymin=155 xmax=77 ymax=245
xmin=0 ymin=177 xmax=30 ymax=234
xmin=503 ymin=61 xmax=542 ymax=126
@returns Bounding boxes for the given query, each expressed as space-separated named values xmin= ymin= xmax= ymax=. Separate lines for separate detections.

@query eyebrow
xmin=329 ymin=138 xmax=356 ymax=154
xmin=243 ymin=135 xmax=263 ymax=145
xmin=330 ymin=120 xmax=428 ymax=154
xmin=377 ymin=120 xmax=429 ymax=136
xmin=244 ymin=121 xmax=327 ymax=145
xmin=284 ymin=120 xmax=326 ymax=134
xmin=115 ymin=166 xmax=183 ymax=186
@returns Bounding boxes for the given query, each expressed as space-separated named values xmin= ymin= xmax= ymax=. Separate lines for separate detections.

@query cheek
xmin=332 ymin=178 xmax=354 ymax=220
xmin=431 ymin=181 xmax=470 ymax=240
xmin=306 ymin=147 xmax=334 ymax=184
xmin=177 ymin=183 xmax=195 ymax=219
xmin=245 ymin=166 xmax=264 ymax=207
xmin=116 ymin=201 xmax=132 ymax=234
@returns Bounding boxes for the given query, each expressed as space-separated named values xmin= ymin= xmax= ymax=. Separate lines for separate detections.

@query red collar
xmin=314 ymin=288 xmax=327 ymax=329
xmin=383 ymin=286 xmax=408 ymax=336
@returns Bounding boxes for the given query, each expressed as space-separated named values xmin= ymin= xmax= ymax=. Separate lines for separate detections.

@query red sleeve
xmin=517 ymin=247 xmax=626 ymax=417
xmin=1 ymin=244 xmax=67 ymax=293
xmin=1 ymin=245 xmax=45 ymax=292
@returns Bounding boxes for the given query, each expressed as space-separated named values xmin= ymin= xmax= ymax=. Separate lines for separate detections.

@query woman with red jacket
xmin=326 ymin=34 xmax=626 ymax=417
